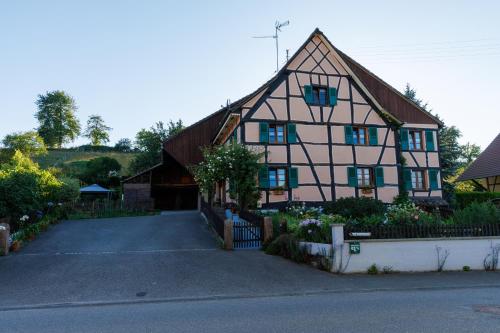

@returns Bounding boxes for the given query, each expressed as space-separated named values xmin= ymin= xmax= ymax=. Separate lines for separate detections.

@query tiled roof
xmin=458 ymin=133 xmax=500 ymax=181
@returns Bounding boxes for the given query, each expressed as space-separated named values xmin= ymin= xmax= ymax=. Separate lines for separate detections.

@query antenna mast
xmin=253 ymin=20 xmax=290 ymax=72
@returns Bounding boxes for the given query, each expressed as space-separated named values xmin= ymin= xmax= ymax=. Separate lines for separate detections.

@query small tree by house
xmin=84 ymin=115 xmax=112 ymax=146
xmin=193 ymin=143 xmax=263 ymax=210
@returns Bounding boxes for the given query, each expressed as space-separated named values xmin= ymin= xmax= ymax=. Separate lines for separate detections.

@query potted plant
xmin=10 ymin=239 xmax=22 ymax=252
xmin=360 ymin=186 xmax=373 ymax=194
xmin=272 ymin=186 xmax=285 ymax=195
xmin=232 ymin=205 xmax=241 ymax=224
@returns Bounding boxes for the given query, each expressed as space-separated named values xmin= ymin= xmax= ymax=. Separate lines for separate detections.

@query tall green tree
xmin=83 ymin=115 xmax=112 ymax=146
xmin=114 ymin=138 xmax=133 ymax=152
xmin=35 ymin=91 xmax=81 ymax=148
xmin=130 ymin=120 xmax=184 ymax=173
xmin=459 ymin=142 xmax=481 ymax=166
xmin=404 ymin=83 xmax=480 ymax=202
xmin=2 ymin=131 xmax=47 ymax=157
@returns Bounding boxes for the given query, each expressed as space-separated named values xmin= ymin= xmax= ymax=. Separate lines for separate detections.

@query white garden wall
xmin=340 ymin=237 xmax=500 ymax=273
xmin=328 ymin=224 xmax=500 ymax=273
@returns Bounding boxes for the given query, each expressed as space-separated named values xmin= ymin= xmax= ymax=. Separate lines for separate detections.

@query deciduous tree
xmin=130 ymin=120 xmax=184 ymax=173
xmin=2 ymin=131 xmax=47 ymax=157
xmin=35 ymin=91 xmax=81 ymax=148
xmin=83 ymin=115 xmax=112 ymax=146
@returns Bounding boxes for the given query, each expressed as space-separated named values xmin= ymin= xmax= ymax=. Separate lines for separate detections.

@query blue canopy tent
xmin=79 ymin=184 xmax=114 ymax=200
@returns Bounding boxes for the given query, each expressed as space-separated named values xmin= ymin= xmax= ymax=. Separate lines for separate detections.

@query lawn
xmin=34 ymin=149 xmax=138 ymax=176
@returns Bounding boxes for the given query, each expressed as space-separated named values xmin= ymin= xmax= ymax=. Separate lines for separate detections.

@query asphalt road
xmin=1 ymin=212 xmax=500 ymax=332
xmin=1 ymin=286 xmax=500 ymax=333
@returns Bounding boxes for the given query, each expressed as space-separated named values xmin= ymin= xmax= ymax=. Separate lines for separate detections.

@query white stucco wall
xmin=340 ymin=237 xmax=500 ymax=273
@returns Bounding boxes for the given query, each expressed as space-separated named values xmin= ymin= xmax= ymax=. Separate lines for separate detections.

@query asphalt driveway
xmin=1 ymin=211 xmax=500 ymax=310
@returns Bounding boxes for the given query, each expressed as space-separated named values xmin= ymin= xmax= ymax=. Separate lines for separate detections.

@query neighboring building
xmin=123 ymin=28 xmax=443 ymax=210
xmin=457 ymin=132 xmax=500 ymax=192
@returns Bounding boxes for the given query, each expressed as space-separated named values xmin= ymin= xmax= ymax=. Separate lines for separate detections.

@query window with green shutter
xmin=329 ymin=87 xmax=337 ymax=106
xmin=304 ymin=85 xmax=313 ymax=104
xmin=369 ymin=127 xmax=378 ymax=145
xmin=258 ymin=166 xmax=269 ymax=188
xmin=345 ymin=126 xmax=354 ymax=144
xmin=375 ymin=167 xmax=384 ymax=187
xmin=287 ymin=123 xmax=297 ymax=143
xmin=425 ymin=130 xmax=435 ymax=151
xmin=289 ymin=167 xmax=298 ymax=188
xmin=403 ymin=168 xmax=412 ymax=191
xmin=400 ymin=128 xmax=409 ymax=150
xmin=259 ymin=123 xmax=269 ymax=143
xmin=347 ymin=167 xmax=357 ymax=187
xmin=429 ymin=169 xmax=439 ymax=190
xmin=231 ymin=130 xmax=238 ymax=144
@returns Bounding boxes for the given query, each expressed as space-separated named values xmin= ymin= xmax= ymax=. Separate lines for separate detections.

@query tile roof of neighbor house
xmin=162 ymin=28 xmax=442 ymax=168
xmin=457 ymin=132 xmax=500 ymax=181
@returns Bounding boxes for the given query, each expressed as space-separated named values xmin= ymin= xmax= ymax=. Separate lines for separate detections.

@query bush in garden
xmin=285 ymin=202 xmax=321 ymax=219
xmin=386 ymin=201 xmax=436 ymax=226
xmin=296 ymin=219 xmax=324 ymax=243
xmin=455 ymin=192 xmax=500 ymax=209
xmin=0 ymin=151 xmax=79 ymax=229
xmin=451 ymin=202 xmax=499 ymax=225
xmin=349 ymin=214 xmax=386 ymax=228
xmin=323 ymin=197 xmax=385 ymax=219
xmin=265 ymin=233 xmax=309 ymax=263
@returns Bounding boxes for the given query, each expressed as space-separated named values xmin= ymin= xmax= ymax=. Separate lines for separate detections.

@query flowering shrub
xmin=386 ymin=201 xmax=435 ymax=225
xmin=296 ymin=218 xmax=327 ymax=243
xmin=192 ymin=144 xmax=263 ymax=209
xmin=286 ymin=202 xmax=322 ymax=219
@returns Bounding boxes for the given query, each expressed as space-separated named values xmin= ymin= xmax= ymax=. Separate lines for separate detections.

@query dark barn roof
xmin=458 ymin=132 xmax=500 ymax=181
xmin=163 ymin=110 xmax=226 ymax=167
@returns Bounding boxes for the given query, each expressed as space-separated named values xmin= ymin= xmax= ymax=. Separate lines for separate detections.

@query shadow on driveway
xmin=1 ymin=211 xmax=500 ymax=309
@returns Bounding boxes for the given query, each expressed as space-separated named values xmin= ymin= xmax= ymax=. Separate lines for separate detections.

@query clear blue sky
xmin=1 ymin=0 xmax=499 ymax=149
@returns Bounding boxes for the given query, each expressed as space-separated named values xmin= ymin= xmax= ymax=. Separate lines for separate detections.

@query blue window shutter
xmin=328 ymin=87 xmax=338 ymax=106
xmin=369 ymin=127 xmax=378 ymax=145
xmin=400 ymin=129 xmax=409 ymax=150
xmin=345 ymin=126 xmax=354 ymax=144
xmin=375 ymin=167 xmax=384 ymax=187
xmin=403 ymin=168 xmax=412 ymax=191
xmin=287 ymin=123 xmax=297 ymax=143
xmin=304 ymin=85 xmax=313 ymax=104
xmin=289 ymin=167 xmax=298 ymax=189
xmin=425 ymin=130 xmax=435 ymax=151
xmin=429 ymin=169 xmax=439 ymax=190
xmin=259 ymin=123 xmax=269 ymax=143
xmin=259 ymin=166 xmax=269 ymax=188
xmin=347 ymin=167 xmax=357 ymax=187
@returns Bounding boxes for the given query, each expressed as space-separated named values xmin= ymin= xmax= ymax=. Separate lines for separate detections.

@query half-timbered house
xmin=123 ymin=28 xmax=444 ymax=210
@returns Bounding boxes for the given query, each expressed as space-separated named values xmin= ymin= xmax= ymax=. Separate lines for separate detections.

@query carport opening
xmin=152 ymin=185 xmax=198 ymax=210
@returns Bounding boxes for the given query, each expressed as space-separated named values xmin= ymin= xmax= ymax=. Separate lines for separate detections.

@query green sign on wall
xmin=349 ymin=242 xmax=361 ymax=254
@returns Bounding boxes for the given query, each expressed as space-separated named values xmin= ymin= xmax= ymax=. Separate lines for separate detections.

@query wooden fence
xmin=200 ymin=199 xmax=225 ymax=239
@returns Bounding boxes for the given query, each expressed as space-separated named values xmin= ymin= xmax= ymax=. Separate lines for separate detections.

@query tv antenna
xmin=253 ymin=20 xmax=290 ymax=72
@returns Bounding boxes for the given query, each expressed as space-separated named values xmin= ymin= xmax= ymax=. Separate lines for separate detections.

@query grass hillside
xmin=34 ymin=149 xmax=138 ymax=176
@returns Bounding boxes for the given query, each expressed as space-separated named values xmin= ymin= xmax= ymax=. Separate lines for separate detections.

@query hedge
xmin=455 ymin=192 xmax=500 ymax=209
